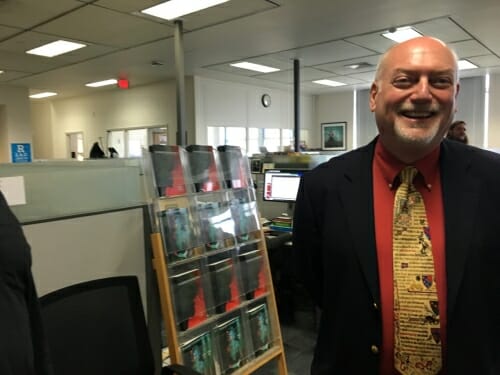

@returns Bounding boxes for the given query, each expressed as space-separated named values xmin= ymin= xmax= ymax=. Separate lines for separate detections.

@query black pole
xmin=174 ymin=20 xmax=186 ymax=146
xmin=293 ymin=59 xmax=300 ymax=152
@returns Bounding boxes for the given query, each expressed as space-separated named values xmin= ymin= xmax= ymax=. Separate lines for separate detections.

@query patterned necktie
xmin=393 ymin=166 xmax=442 ymax=375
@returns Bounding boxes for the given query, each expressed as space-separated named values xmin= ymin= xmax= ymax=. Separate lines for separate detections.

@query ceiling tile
xmin=0 ymin=0 xmax=80 ymax=28
xmin=34 ymin=5 xmax=174 ymax=48
xmin=414 ymin=17 xmax=471 ymax=42
xmin=179 ymin=0 xmax=277 ymax=31
xmin=347 ymin=71 xmax=376 ymax=82
xmin=468 ymin=54 xmax=500 ymax=67
xmin=315 ymin=54 xmax=380 ymax=75
xmin=0 ymin=70 xmax=31 ymax=82
xmin=449 ymin=39 xmax=491 ymax=58
xmin=0 ymin=24 xmax=22 ymax=40
xmin=255 ymin=67 xmax=333 ymax=84
xmin=93 ymin=0 xmax=160 ymax=13
xmin=275 ymin=40 xmax=375 ymax=66
xmin=345 ymin=33 xmax=396 ymax=54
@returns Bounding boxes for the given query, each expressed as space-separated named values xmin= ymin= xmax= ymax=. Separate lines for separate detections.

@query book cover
xmin=238 ymin=250 xmax=265 ymax=300
xmin=181 ymin=332 xmax=216 ymax=375
xmin=171 ymin=268 xmax=207 ymax=331
xmin=149 ymin=145 xmax=187 ymax=197
xmin=160 ymin=207 xmax=195 ymax=262
xmin=186 ymin=146 xmax=222 ymax=193
xmin=198 ymin=201 xmax=226 ymax=251
xmin=208 ymin=257 xmax=241 ymax=313
xmin=247 ymin=303 xmax=271 ymax=355
xmin=214 ymin=316 xmax=244 ymax=373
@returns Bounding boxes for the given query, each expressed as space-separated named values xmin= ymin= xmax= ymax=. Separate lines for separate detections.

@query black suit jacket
xmin=0 ymin=192 xmax=52 ymax=375
xmin=293 ymin=138 xmax=500 ymax=374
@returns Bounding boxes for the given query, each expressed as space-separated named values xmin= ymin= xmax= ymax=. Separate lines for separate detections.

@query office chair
xmin=39 ymin=276 xmax=200 ymax=375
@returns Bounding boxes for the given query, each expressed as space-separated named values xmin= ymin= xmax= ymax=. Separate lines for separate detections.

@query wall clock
xmin=261 ymin=94 xmax=271 ymax=108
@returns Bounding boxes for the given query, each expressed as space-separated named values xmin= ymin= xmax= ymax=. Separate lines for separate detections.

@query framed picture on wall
xmin=321 ymin=122 xmax=346 ymax=150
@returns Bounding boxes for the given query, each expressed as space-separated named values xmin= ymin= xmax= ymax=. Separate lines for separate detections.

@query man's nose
xmin=411 ymin=78 xmax=432 ymax=101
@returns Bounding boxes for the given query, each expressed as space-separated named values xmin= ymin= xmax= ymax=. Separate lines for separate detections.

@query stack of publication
xmin=144 ymin=144 xmax=286 ymax=375
xmin=269 ymin=215 xmax=293 ymax=233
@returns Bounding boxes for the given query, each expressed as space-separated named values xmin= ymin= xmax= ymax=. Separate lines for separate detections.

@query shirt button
xmin=372 ymin=302 xmax=379 ymax=310
xmin=371 ymin=345 xmax=379 ymax=354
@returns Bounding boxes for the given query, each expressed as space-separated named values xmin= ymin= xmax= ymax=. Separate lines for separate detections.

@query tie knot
xmin=399 ymin=166 xmax=418 ymax=185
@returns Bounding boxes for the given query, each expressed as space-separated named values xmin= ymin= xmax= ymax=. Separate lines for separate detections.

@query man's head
xmin=447 ymin=120 xmax=468 ymax=144
xmin=369 ymin=36 xmax=460 ymax=163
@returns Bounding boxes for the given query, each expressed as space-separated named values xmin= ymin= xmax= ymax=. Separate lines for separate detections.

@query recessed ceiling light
xmin=230 ymin=62 xmax=280 ymax=73
xmin=313 ymin=79 xmax=347 ymax=87
xmin=382 ymin=26 xmax=422 ymax=43
xmin=29 ymin=92 xmax=58 ymax=99
xmin=344 ymin=62 xmax=373 ymax=70
xmin=85 ymin=79 xmax=118 ymax=88
xmin=26 ymin=40 xmax=86 ymax=58
xmin=458 ymin=59 xmax=478 ymax=70
xmin=141 ymin=0 xmax=230 ymax=20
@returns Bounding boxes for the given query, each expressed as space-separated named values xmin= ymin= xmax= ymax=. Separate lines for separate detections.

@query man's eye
xmin=393 ymin=77 xmax=413 ymax=88
xmin=431 ymin=77 xmax=453 ymax=88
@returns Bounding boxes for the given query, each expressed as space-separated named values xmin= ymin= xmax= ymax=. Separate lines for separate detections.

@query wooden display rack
xmin=146 ymin=145 xmax=287 ymax=375
xmin=151 ymin=227 xmax=287 ymax=374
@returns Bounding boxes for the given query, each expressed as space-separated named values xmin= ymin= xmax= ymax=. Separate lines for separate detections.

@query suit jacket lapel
xmin=440 ymin=141 xmax=480 ymax=316
xmin=338 ymin=141 xmax=380 ymax=303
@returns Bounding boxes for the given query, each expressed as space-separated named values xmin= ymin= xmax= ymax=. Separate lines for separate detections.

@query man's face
xmin=450 ymin=123 xmax=467 ymax=141
xmin=369 ymin=37 xmax=460 ymax=159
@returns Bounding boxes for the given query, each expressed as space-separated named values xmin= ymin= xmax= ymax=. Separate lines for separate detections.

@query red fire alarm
xmin=118 ymin=78 xmax=129 ymax=89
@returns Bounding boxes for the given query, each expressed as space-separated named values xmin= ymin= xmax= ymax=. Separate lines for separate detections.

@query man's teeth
xmin=403 ymin=111 xmax=433 ymax=118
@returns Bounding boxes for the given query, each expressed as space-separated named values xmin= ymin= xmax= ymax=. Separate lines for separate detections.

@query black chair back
xmin=40 ymin=276 xmax=155 ymax=375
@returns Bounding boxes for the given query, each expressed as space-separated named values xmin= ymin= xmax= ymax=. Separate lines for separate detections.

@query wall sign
xmin=11 ymin=143 xmax=32 ymax=163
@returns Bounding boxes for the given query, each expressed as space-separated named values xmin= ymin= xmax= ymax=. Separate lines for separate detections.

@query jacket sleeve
xmin=292 ymin=174 xmax=324 ymax=308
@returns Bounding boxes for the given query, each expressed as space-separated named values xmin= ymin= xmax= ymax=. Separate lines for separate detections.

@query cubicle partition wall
xmin=0 ymin=158 xmax=163 ymax=374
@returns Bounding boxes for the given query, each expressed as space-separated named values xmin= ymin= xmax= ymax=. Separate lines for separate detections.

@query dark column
xmin=174 ymin=20 xmax=186 ymax=145
xmin=294 ymin=59 xmax=300 ymax=151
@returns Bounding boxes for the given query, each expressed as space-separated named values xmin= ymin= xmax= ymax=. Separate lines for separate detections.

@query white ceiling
xmin=1 ymin=0 xmax=500 ymax=99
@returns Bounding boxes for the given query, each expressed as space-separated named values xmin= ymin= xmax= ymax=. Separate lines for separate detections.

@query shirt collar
xmin=374 ymin=139 xmax=440 ymax=190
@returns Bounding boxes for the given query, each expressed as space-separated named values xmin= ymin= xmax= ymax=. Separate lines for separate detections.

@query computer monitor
xmin=263 ymin=169 xmax=304 ymax=202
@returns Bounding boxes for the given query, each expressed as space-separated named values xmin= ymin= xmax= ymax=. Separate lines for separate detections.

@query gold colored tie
xmin=393 ymin=166 xmax=442 ymax=375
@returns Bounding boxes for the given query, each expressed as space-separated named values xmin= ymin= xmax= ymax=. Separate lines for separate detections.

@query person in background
xmin=446 ymin=120 xmax=468 ymax=144
xmin=89 ymin=141 xmax=106 ymax=159
xmin=0 ymin=191 xmax=52 ymax=374
xmin=293 ymin=36 xmax=499 ymax=374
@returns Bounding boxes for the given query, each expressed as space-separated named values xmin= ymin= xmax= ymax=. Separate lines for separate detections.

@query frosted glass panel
xmin=0 ymin=159 xmax=146 ymax=223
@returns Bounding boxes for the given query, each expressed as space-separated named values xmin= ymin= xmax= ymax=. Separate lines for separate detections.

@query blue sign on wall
xmin=11 ymin=143 xmax=32 ymax=163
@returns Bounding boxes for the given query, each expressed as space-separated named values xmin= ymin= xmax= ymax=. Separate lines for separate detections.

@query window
xmin=107 ymin=126 xmax=167 ymax=158
xmin=208 ymin=126 xmax=296 ymax=155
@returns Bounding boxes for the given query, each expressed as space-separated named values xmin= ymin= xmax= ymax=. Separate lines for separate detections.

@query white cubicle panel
xmin=24 ymin=208 xmax=147 ymax=309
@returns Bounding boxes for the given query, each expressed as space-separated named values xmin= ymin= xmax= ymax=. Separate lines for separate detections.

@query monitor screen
xmin=263 ymin=169 xmax=304 ymax=202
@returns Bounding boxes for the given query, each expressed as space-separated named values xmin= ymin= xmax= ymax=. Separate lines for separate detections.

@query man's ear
xmin=369 ymin=82 xmax=378 ymax=112
xmin=454 ymin=82 xmax=460 ymax=112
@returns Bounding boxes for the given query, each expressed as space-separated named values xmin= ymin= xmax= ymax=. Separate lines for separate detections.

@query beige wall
xmin=0 ymin=85 xmax=32 ymax=162
xmin=194 ymin=76 xmax=315 ymax=145
xmin=30 ymin=79 xmax=194 ymax=159
xmin=314 ymin=91 xmax=354 ymax=149
xmin=488 ymin=73 xmax=500 ymax=150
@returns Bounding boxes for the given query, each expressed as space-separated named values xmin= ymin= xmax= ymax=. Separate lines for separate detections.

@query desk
xmin=265 ymin=231 xmax=302 ymax=324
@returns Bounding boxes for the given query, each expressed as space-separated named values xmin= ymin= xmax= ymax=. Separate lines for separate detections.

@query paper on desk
xmin=0 ymin=176 xmax=26 ymax=206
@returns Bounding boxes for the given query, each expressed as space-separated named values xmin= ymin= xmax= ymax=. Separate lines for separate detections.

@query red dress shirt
xmin=373 ymin=140 xmax=447 ymax=374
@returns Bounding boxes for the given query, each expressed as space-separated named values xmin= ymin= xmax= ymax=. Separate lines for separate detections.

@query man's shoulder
xmin=308 ymin=143 xmax=373 ymax=176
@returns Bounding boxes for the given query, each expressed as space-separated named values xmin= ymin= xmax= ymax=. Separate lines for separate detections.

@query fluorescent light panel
xmin=458 ymin=59 xmax=478 ymax=70
xmin=29 ymin=92 xmax=57 ymax=99
xmin=85 ymin=79 xmax=118 ymax=88
xmin=142 ymin=0 xmax=229 ymax=20
xmin=382 ymin=26 xmax=422 ymax=43
xmin=313 ymin=79 xmax=347 ymax=87
xmin=26 ymin=40 xmax=86 ymax=57
xmin=230 ymin=62 xmax=280 ymax=73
